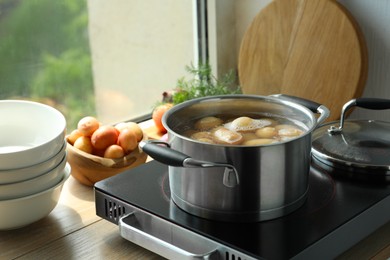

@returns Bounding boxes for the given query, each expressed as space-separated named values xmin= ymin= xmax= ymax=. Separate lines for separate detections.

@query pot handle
xmin=139 ymin=140 xmax=239 ymax=187
xmin=271 ymin=94 xmax=330 ymax=125
xmin=119 ymin=213 xmax=219 ymax=259
xmin=328 ymin=98 xmax=390 ymax=134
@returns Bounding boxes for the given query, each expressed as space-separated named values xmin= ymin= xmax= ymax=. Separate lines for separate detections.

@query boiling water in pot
xmin=174 ymin=113 xmax=308 ymax=146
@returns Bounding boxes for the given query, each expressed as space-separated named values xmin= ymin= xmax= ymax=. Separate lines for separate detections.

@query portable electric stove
xmin=95 ymin=160 xmax=390 ymax=259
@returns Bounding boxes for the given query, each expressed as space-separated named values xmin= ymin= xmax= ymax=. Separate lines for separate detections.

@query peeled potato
xmin=183 ymin=129 xmax=198 ymax=138
xmin=226 ymin=117 xmax=253 ymax=131
xmin=191 ymin=131 xmax=215 ymax=144
xmin=183 ymin=114 xmax=307 ymax=146
xmin=278 ymin=127 xmax=303 ymax=137
xmin=259 ymin=118 xmax=278 ymax=126
xmin=225 ymin=117 xmax=272 ymax=132
xmin=194 ymin=116 xmax=223 ymax=130
xmin=213 ymin=127 xmax=243 ymax=145
xmin=243 ymin=138 xmax=276 ymax=146
xmin=274 ymin=124 xmax=298 ymax=130
xmin=241 ymin=132 xmax=259 ymax=142
xmin=196 ymin=138 xmax=215 ymax=144
xmin=255 ymin=127 xmax=278 ymax=138
xmin=191 ymin=131 xmax=213 ymax=139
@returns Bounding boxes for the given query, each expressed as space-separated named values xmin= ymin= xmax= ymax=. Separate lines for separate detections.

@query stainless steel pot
xmin=141 ymin=95 xmax=329 ymax=222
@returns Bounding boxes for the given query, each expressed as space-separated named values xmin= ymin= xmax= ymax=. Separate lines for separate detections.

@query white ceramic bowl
xmin=0 ymin=140 xmax=67 ymax=184
xmin=0 ymin=155 xmax=67 ymax=200
xmin=0 ymin=100 xmax=66 ymax=170
xmin=0 ymin=163 xmax=70 ymax=230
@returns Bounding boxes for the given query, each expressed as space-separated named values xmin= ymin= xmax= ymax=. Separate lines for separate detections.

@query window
xmin=0 ymin=0 xmax=264 ymax=130
xmin=0 ymin=0 xmax=94 ymax=130
xmin=0 ymin=0 xmax=196 ymax=130
xmin=87 ymin=0 xmax=195 ymax=125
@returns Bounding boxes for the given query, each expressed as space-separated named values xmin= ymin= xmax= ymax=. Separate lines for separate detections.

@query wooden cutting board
xmin=238 ymin=0 xmax=368 ymax=121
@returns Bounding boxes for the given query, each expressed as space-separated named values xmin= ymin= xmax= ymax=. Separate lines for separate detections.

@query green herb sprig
xmin=171 ymin=62 xmax=242 ymax=105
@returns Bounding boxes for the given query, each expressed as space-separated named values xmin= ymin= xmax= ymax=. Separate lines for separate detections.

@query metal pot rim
xmin=162 ymin=94 xmax=319 ymax=147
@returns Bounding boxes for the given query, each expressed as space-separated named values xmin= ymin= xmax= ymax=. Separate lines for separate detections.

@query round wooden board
xmin=238 ymin=0 xmax=368 ymax=121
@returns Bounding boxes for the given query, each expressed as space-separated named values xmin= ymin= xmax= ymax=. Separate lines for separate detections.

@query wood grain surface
xmin=0 ymin=173 xmax=163 ymax=260
xmin=238 ymin=0 xmax=368 ymax=121
xmin=0 ymin=123 xmax=388 ymax=260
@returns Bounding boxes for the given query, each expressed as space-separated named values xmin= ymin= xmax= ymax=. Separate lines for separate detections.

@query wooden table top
xmin=0 ymin=122 xmax=389 ymax=259
xmin=0 ymin=173 xmax=164 ymax=260
xmin=0 ymin=169 xmax=388 ymax=259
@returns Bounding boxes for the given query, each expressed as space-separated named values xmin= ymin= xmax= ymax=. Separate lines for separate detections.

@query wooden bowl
xmin=66 ymin=134 xmax=148 ymax=186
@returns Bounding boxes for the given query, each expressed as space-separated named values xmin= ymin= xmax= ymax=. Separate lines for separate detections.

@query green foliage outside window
xmin=0 ymin=0 xmax=94 ymax=130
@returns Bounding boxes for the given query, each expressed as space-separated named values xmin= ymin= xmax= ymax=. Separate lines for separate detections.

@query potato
xmin=77 ymin=116 xmax=100 ymax=136
xmin=194 ymin=116 xmax=223 ymax=130
xmin=277 ymin=126 xmax=303 ymax=137
xmin=91 ymin=125 xmax=119 ymax=150
xmin=241 ymin=132 xmax=258 ymax=142
xmin=114 ymin=122 xmax=128 ymax=132
xmin=255 ymin=127 xmax=278 ymax=138
xmin=73 ymin=136 xmax=93 ymax=154
xmin=191 ymin=131 xmax=215 ymax=144
xmin=115 ymin=122 xmax=143 ymax=141
xmin=243 ymin=138 xmax=276 ymax=146
xmin=67 ymin=129 xmax=83 ymax=145
xmin=226 ymin=117 xmax=272 ymax=132
xmin=104 ymin=144 xmax=125 ymax=159
xmin=72 ymin=116 xmax=144 ymax=158
xmin=126 ymin=122 xmax=143 ymax=141
xmin=274 ymin=124 xmax=298 ymax=130
xmin=117 ymin=128 xmax=138 ymax=153
xmin=213 ymin=127 xmax=243 ymax=145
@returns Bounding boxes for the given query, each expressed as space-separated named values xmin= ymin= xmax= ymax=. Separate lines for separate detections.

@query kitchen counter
xmin=0 ymin=173 xmax=163 ymax=259
xmin=0 ymin=169 xmax=389 ymax=259
xmin=1 ymin=123 xmax=389 ymax=259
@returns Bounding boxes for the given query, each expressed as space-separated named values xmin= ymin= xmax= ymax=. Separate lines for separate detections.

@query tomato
xmin=152 ymin=103 xmax=173 ymax=133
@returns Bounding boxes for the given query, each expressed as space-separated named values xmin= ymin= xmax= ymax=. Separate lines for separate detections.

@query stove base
xmin=95 ymin=160 xmax=390 ymax=259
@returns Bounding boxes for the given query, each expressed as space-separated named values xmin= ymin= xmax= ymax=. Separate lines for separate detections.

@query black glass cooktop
xmin=95 ymin=160 xmax=390 ymax=259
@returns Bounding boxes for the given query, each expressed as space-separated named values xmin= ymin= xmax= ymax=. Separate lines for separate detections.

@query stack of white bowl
xmin=0 ymin=100 xmax=70 ymax=230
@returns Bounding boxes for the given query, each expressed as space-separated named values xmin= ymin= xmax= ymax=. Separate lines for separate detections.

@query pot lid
xmin=312 ymin=98 xmax=390 ymax=171
xmin=313 ymin=120 xmax=390 ymax=169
